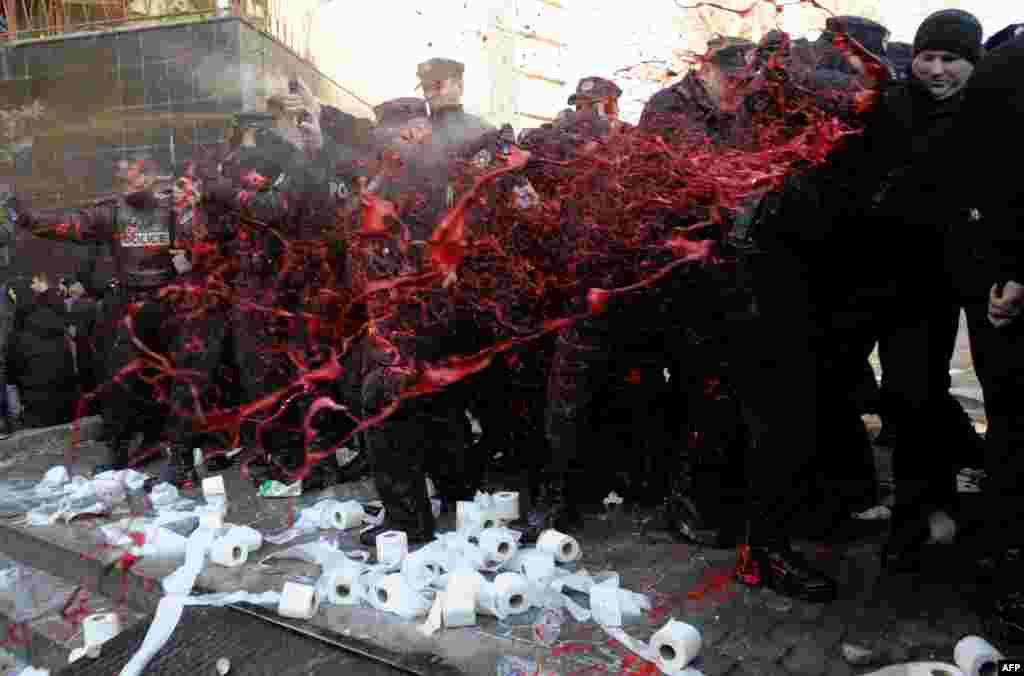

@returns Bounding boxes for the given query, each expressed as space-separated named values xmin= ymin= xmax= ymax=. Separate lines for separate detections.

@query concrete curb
xmin=0 ymin=416 xmax=104 ymax=459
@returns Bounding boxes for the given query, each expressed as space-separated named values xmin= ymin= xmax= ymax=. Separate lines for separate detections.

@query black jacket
xmin=760 ymin=76 xmax=967 ymax=295
xmin=944 ymin=34 xmax=1024 ymax=282
xmin=9 ymin=288 xmax=75 ymax=390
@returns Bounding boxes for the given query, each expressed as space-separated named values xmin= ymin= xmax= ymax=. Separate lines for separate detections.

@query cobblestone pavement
xmin=1 ymin=320 xmax=1017 ymax=676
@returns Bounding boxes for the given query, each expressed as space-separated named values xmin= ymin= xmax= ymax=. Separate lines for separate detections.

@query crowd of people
xmin=0 ymin=8 xmax=1022 ymax=632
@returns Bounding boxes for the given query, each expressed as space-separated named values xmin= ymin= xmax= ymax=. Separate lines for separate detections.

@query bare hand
xmin=989 ymin=280 xmax=1024 ymax=328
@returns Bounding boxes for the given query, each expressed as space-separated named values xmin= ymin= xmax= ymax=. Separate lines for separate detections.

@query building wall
xmin=0 ymin=16 xmax=369 ymax=279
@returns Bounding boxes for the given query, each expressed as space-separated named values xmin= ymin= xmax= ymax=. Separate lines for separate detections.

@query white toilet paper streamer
xmin=278 ymin=580 xmax=321 ymax=620
xmin=148 ymin=483 xmax=180 ymax=509
xmin=537 ymin=529 xmax=581 ymax=563
xmin=376 ymin=530 xmax=408 ymax=569
xmin=265 ymin=500 xmax=365 ymax=545
xmin=859 ymin=663 xmax=965 ymax=676
xmin=368 ymin=573 xmax=432 ymax=619
xmin=131 ymin=525 xmax=189 ymax=561
xmin=954 ymin=635 xmax=1004 ymax=676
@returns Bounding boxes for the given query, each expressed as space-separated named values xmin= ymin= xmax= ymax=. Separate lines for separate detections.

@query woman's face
xmin=911 ymin=50 xmax=974 ymax=100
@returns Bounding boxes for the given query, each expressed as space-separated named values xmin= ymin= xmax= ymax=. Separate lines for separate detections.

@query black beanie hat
xmin=913 ymin=9 xmax=983 ymax=63
xmin=984 ymin=24 xmax=1024 ymax=52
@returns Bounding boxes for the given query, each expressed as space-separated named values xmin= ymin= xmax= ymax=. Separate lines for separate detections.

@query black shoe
xmin=206 ymin=452 xmax=235 ymax=472
xmin=512 ymin=478 xmax=582 ymax=544
xmin=882 ymin=518 xmax=930 ymax=572
xmin=738 ymin=545 xmax=838 ymax=602
xmin=335 ymin=450 xmax=372 ymax=484
xmin=159 ymin=446 xmax=199 ymax=489
xmin=663 ymin=494 xmax=722 ymax=547
xmin=93 ymin=463 xmax=126 ymax=476
xmin=990 ymin=590 xmax=1024 ymax=642
xmin=360 ymin=523 xmax=434 ymax=549
xmin=0 ymin=417 xmax=12 ymax=440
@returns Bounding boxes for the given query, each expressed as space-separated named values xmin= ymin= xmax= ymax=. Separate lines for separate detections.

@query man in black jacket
xmin=939 ymin=31 xmax=1024 ymax=637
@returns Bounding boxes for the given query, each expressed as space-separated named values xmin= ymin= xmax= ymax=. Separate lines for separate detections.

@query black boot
xmin=94 ymin=434 xmax=134 ymax=475
xmin=360 ymin=472 xmax=437 ymax=550
xmin=511 ymin=474 xmax=583 ymax=544
xmin=0 ymin=416 xmax=12 ymax=440
xmin=737 ymin=542 xmax=838 ymax=602
xmin=157 ymin=445 xmax=199 ymax=489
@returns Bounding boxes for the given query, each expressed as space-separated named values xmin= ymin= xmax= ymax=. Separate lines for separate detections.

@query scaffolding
xmin=0 ymin=0 xmax=275 ymax=42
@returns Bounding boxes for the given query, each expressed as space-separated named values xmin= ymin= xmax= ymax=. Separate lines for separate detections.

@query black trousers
xmin=950 ymin=244 xmax=1024 ymax=546
xmin=360 ymin=327 xmax=473 ymax=533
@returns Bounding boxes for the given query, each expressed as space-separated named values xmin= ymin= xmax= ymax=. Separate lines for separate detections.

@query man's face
xmin=575 ymin=97 xmax=619 ymax=120
xmin=69 ymin=281 xmax=85 ymax=299
xmin=420 ymin=76 xmax=462 ymax=110
xmin=911 ymin=50 xmax=974 ymax=100
xmin=31 ymin=276 xmax=47 ymax=293
xmin=172 ymin=251 xmax=192 ymax=275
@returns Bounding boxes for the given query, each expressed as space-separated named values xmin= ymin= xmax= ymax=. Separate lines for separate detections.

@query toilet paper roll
xmin=478 ymin=528 xmax=519 ymax=564
xmin=650 ymin=619 xmax=702 ymax=674
xmin=83 ymin=612 xmax=121 ymax=648
xmin=376 ymin=530 xmax=409 ymax=568
xmin=444 ymin=569 xmax=484 ymax=627
xmin=316 ymin=500 xmax=365 ymax=530
xmin=202 ymin=475 xmax=226 ymax=498
xmin=519 ymin=550 xmax=556 ymax=582
xmin=480 ymin=572 xmax=531 ymax=618
xmin=402 ymin=543 xmax=447 ymax=590
xmin=491 ymin=492 xmax=520 ymax=520
xmin=277 ymin=580 xmax=320 ymax=620
xmin=371 ymin=573 xmax=431 ymax=619
xmin=954 ymin=636 xmax=1004 ymax=676
xmin=210 ymin=535 xmax=249 ymax=567
xmin=537 ymin=529 xmax=581 ymax=563
xmin=456 ymin=502 xmax=498 ymax=535
xmin=319 ymin=564 xmax=366 ymax=606
xmin=222 ymin=525 xmax=262 ymax=553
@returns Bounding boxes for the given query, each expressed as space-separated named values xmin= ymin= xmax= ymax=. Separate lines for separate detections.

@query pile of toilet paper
xmin=25 ymin=466 xmax=151 ymax=526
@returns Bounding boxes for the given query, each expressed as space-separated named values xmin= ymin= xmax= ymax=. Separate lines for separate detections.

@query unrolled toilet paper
xmin=537 ymin=529 xmax=581 ymax=563
xmin=954 ymin=636 xmax=1004 ymax=676
xmin=376 ymin=530 xmax=409 ymax=569
xmin=210 ymin=535 xmax=248 ymax=567
xmin=277 ymin=580 xmax=320 ymax=620
xmin=491 ymin=492 xmax=520 ymax=521
xmin=650 ymin=619 xmax=702 ymax=674
xmin=131 ymin=525 xmax=189 ymax=561
xmin=477 ymin=528 xmax=519 ymax=564
xmin=319 ymin=563 xmax=366 ymax=606
xmin=195 ymin=505 xmax=225 ymax=530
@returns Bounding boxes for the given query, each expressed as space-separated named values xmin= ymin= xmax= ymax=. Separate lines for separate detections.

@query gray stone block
xmin=781 ymin=643 xmax=829 ymax=676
